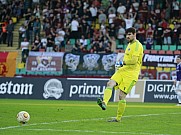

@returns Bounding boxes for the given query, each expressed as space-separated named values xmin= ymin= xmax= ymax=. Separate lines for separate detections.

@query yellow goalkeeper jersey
xmin=121 ymin=40 xmax=143 ymax=80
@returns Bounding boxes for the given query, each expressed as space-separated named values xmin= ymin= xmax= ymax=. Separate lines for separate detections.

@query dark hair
xmin=177 ymin=55 xmax=181 ymax=59
xmin=126 ymin=27 xmax=136 ymax=34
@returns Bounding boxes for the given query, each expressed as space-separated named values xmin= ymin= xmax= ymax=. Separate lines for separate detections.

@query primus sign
xmin=69 ymin=83 xmax=106 ymax=97
xmin=66 ymin=78 xmax=114 ymax=101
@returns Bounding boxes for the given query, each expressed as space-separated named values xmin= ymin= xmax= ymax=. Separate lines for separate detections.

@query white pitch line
xmin=18 ymin=128 xmax=170 ymax=135
xmin=0 ymin=112 xmax=181 ymax=131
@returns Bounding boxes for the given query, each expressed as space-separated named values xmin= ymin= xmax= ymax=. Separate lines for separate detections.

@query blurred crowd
xmin=0 ymin=0 xmax=181 ymax=56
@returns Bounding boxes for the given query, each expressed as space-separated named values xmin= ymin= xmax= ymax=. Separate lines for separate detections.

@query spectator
xmin=117 ymin=2 xmax=126 ymax=16
xmin=106 ymin=33 xmax=116 ymax=53
xmin=65 ymin=39 xmax=73 ymax=52
xmin=108 ymin=9 xmax=116 ymax=25
xmin=9 ymin=0 xmax=180 ymax=60
xmin=154 ymin=22 xmax=164 ymax=49
xmin=90 ymin=40 xmax=99 ymax=53
xmin=172 ymin=0 xmax=180 ymax=18
xmin=6 ymin=19 xmax=14 ymax=47
xmin=31 ymin=35 xmax=41 ymax=51
xmin=93 ymin=0 xmax=101 ymax=7
xmin=24 ymin=8 xmax=32 ymax=23
xmin=89 ymin=4 xmax=98 ymax=25
xmin=99 ymin=22 xmax=107 ymax=36
xmin=76 ymin=0 xmax=83 ymax=17
xmin=49 ymin=27 xmax=56 ymax=39
xmin=64 ymin=9 xmax=72 ymax=22
xmin=27 ymin=16 xmax=35 ymax=44
xmin=146 ymin=36 xmax=153 ymax=50
xmin=172 ymin=23 xmax=180 ymax=49
xmin=163 ymin=25 xmax=172 ymax=45
xmin=165 ymin=2 xmax=171 ymax=20
xmin=128 ymin=4 xmax=136 ymax=18
xmin=146 ymin=24 xmax=154 ymax=49
xmin=42 ymin=5 xmax=49 ymax=18
xmin=82 ymin=8 xmax=92 ymax=26
xmin=97 ymin=41 xmax=105 ymax=53
xmin=117 ymin=25 xmax=126 ymax=45
xmin=54 ymin=33 xmax=62 ymax=52
xmin=72 ymin=39 xmax=82 ymax=53
xmin=108 ymin=3 xmax=116 ymax=14
xmin=21 ymin=38 xmax=29 ymax=63
xmin=134 ymin=19 xmax=142 ymax=30
xmin=125 ymin=0 xmax=131 ymax=12
xmin=33 ymin=17 xmax=41 ymax=39
xmin=137 ymin=23 xmax=146 ymax=45
xmin=70 ymin=17 xmax=79 ymax=39
xmin=132 ymin=0 xmax=139 ymax=12
xmin=98 ymin=10 xmax=107 ymax=24
xmin=108 ymin=23 xmax=116 ymax=37
xmin=58 ymin=28 xmax=65 ymax=51
xmin=147 ymin=0 xmax=154 ymax=11
xmin=148 ymin=10 xmax=158 ymax=25
xmin=18 ymin=24 xmax=26 ymax=49
xmin=1 ymin=21 xmax=7 ymax=44
xmin=80 ymin=19 xmax=89 ymax=38
xmin=83 ymin=1 xmax=89 ymax=10
xmin=40 ymin=37 xmax=47 ymax=51
xmin=120 ymin=12 xmax=137 ymax=29
xmin=154 ymin=3 xmax=161 ymax=21
xmin=32 ymin=0 xmax=40 ymax=8
xmin=146 ymin=24 xmax=154 ymax=39
xmin=160 ymin=19 xmax=168 ymax=29
xmin=79 ymin=35 xmax=88 ymax=48
xmin=138 ymin=1 xmax=148 ymax=23
xmin=46 ymin=34 xmax=54 ymax=52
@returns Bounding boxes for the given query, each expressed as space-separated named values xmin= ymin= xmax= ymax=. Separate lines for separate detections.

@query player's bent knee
xmin=120 ymin=99 xmax=126 ymax=103
xmin=107 ymin=80 xmax=116 ymax=88
xmin=119 ymin=90 xmax=127 ymax=100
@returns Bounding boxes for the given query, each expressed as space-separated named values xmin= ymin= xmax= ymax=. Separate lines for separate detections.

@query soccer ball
xmin=17 ymin=111 xmax=30 ymax=124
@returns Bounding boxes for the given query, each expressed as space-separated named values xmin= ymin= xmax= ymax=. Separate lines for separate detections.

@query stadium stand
xmin=144 ymin=50 xmax=150 ymax=54
xmin=158 ymin=50 xmax=165 ymax=54
xmin=174 ymin=50 xmax=181 ymax=55
xmin=150 ymin=50 xmax=158 ymax=54
xmin=166 ymin=50 xmax=173 ymax=55
xmin=0 ymin=0 xmax=180 ymax=79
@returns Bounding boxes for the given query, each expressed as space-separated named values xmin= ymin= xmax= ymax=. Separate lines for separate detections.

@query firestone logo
xmin=43 ymin=79 xmax=64 ymax=99
xmin=0 ymin=81 xmax=33 ymax=95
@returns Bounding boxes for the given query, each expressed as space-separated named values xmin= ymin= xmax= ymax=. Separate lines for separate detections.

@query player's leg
xmin=108 ymin=90 xmax=127 ymax=122
xmin=97 ymin=79 xmax=117 ymax=110
xmin=109 ymin=80 xmax=136 ymax=122
xmin=175 ymin=83 xmax=181 ymax=106
xmin=103 ymin=80 xmax=117 ymax=105
xmin=116 ymin=90 xmax=127 ymax=121
xmin=176 ymin=90 xmax=181 ymax=106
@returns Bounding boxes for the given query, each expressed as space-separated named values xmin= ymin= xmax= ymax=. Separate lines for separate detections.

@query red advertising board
xmin=26 ymin=52 xmax=64 ymax=72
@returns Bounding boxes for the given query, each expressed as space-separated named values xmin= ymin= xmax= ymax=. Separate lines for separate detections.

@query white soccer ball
xmin=17 ymin=111 xmax=30 ymax=124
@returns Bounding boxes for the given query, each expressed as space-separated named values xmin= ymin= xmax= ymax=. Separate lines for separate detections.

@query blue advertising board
xmin=144 ymin=80 xmax=177 ymax=103
xmin=0 ymin=77 xmax=113 ymax=101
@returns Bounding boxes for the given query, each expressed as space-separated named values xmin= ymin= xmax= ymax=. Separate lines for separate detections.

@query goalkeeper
xmin=97 ymin=27 xmax=143 ymax=122
xmin=174 ymin=55 xmax=181 ymax=106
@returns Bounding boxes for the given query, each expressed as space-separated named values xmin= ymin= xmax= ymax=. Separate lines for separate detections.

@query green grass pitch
xmin=0 ymin=99 xmax=181 ymax=135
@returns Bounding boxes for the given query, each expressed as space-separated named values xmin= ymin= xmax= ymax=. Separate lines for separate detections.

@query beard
xmin=127 ymin=38 xmax=133 ymax=43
